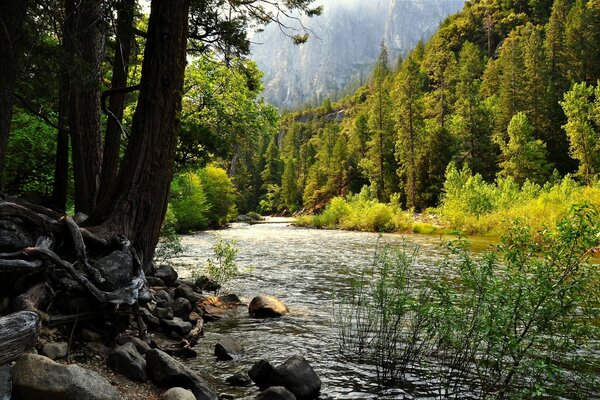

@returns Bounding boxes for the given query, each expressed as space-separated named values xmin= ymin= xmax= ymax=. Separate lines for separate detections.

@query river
xmin=169 ymin=218 xmax=492 ymax=399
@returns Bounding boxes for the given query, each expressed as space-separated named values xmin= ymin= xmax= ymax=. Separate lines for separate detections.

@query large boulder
xmin=175 ymin=284 xmax=203 ymax=304
xmin=248 ymin=356 xmax=321 ymax=400
xmin=107 ymin=342 xmax=147 ymax=382
xmin=173 ymin=297 xmax=192 ymax=319
xmin=11 ymin=353 xmax=121 ymax=400
xmin=162 ymin=387 xmax=196 ymax=400
xmin=115 ymin=335 xmax=152 ymax=354
xmin=145 ymin=349 xmax=217 ymax=400
xmin=248 ymin=296 xmax=289 ymax=318
xmin=94 ymin=251 xmax=133 ymax=291
xmin=272 ymin=356 xmax=321 ymax=400
xmin=214 ymin=336 xmax=243 ymax=361
xmin=256 ymin=386 xmax=297 ymax=400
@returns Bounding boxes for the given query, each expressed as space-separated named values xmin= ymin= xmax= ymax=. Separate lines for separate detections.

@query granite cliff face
xmin=251 ymin=0 xmax=464 ymax=109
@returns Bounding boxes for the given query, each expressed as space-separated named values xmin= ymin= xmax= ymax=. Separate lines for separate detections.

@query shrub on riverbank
xmin=335 ymin=206 xmax=600 ymax=398
xmin=438 ymin=163 xmax=600 ymax=235
xmin=296 ymin=189 xmax=413 ymax=232
xmin=169 ymin=165 xmax=237 ymax=232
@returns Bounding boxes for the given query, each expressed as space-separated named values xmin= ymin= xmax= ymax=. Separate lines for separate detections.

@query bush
xmin=192 ymin=237 xmax=239 ymax=294
xmin=198 ymin=165 xmax=237 ymax=227
xmin=170 ymin=172 xmax=210 ymax=232
xmin=155 ymin=203 xmax=185 ymax=261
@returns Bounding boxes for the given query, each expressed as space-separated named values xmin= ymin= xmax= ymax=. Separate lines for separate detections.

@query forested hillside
xmin=251 ymin=0 xmax=600 ymax=233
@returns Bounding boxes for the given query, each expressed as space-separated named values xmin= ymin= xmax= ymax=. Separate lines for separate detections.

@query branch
xmin=100 ymin=84 xmax=140 ymax=138
xmin=15 ymin=94 xmax=69 ymax=132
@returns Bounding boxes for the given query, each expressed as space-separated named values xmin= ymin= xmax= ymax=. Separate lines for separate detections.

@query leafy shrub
xmin=198 ymin=165 xmax=237 ymax=226
xmin=155 ymin=203 xmax=185 ymax=261
xmin=170 ymin=172 xmax=210 ymax=232
xmin=193 ymin=237 xmax=239 ymax=293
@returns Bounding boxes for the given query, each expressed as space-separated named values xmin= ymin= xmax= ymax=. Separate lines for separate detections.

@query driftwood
xmin=13 ymin=282 xmax=55 ymax=312
xmin=0 ymin=311 xmax=39 ymax=364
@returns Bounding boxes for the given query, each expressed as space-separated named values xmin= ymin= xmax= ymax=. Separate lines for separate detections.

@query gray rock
xmin=0 ymin=221 xmax=33 ymax=253
xmin=81 ymin=328 xmax=102 ymax=342
xmin=161 ymin=387 xmax=196 ymax=400
xmin=154 ymin=307 xmax=174 ymax=320
xmin=226 ymin=373 xmax=251 ymax=387
xmin=175 ymin=284 xmax=203 ymax=304
xmin=256 ymin=386 xmax=297 ymax=400
xmin=155 ymin=265 xmax=178 ymax=287
xmin=272 ymin=356 xmax=321 ymax=400
xmin=146 ymin=276 xmax=166 ymax=287
xmin=12 ymin=353 xmax=121 ymax=400
xmin=161 ymin=317 xmax=192 ymax=336
xmin=218 ymin=294 xmax=243 ymax=305
xmin=41 ymin=342 xmax=68 ymax=360
xmin=107 ymin=342 xmax=147 ymax=382
xmin=173 ymin=297 xmax=192 ymax=319
xmin=95 ymin=251 xmax=133 ymax=291
xmin=155 ymin=289 xmax=174 ymax=308
xmin=248 ymin=296 xmax=289 ymax=318
xmin=214 ymin=336 xmax=243 ymax=361
xmin=0 ymin=364 xmax=11 ymax=400
xmin=115 ymin=335 xmax=152 ymax=354
xmin=249 ymin=359 xmax=276 ymax=389
xmin=145 ymin=349 xmax=217 ymax=400
xmin=141 ymin=307 xmax=160 ymax=326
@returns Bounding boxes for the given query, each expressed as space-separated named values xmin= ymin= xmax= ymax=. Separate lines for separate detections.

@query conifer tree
xmin=565 ymin=0 xmax=600 ymax=83
xmin=394 ymin=55 xmax=425 ymax=209
xmin=499 ymin=112 xmax=551 ymax=185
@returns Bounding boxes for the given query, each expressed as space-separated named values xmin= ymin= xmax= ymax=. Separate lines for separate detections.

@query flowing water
xmin=170 ymin=218 xmax=492 ymax=399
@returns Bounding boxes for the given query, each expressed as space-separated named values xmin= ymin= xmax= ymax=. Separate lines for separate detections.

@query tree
xmin=560 ymin=82 xmax=600 ymax=184
xmin=0 ymin=1 xmax=29 ymax=185
xmin=564 ymin=0 xmax=600 ymax=84
xmin=499 ymin=112 xmax=550 ymax=185
xmin=394 ymin=55 xmax=425 ymax=209
xmin=281 ymin=157 xmax=299 ymax=211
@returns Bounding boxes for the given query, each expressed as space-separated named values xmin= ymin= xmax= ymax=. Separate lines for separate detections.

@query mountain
xmin=251 ymin=0 xmax=464 ymax=109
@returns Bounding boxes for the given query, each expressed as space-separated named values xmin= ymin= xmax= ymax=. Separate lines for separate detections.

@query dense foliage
xmin=336 ymin=206 xmax=600 ymax=398
xmin=256 ymin=0 xmax=600 ymax=232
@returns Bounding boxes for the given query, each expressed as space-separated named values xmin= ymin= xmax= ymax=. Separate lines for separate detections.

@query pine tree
xmin=561 ymin=82 xmax=600 ymax=183
xmin=281 ymin=157 xmax=299 ymax=211
xmin=451 ymin=42 xmax=495 ymax=179
xmin=499 ymin=112 xmax=551 ymax=185
xmin=565 ymin=0 xmax=600 ymax=83
xmin=393 ymin=55 xmax=425 ymax=209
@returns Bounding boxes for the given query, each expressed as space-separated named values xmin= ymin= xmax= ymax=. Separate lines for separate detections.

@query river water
xmin=170 ymin=218 xmax=488 ymax=399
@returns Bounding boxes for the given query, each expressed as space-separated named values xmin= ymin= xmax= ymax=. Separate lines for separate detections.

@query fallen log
xmin=0 ymin=311 xmax=39 ymax=365
xmin=13 ymin=282 xmax=55 ymax=312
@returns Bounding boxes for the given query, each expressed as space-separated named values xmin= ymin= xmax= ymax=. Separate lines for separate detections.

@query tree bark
xmin=64 ymin=0 xmax=104 ymax=214
xmin=86 ymin=0 xmax=190 ymax=266
xmin=51 ymin=64 xmax=70 ymax=211
xmin=0 ymin=1 xmax=29 ymax=187
xmin=98 ymin=0 xmax=136 ymax=201
xmin=0 ymin=311 xmax=39 ymax=365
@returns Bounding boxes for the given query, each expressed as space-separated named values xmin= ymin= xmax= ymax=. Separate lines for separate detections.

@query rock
xmin=0 ymin=220 xmax=33 ymax=253
xmin=154 ymin=307 xmax=174 ymax=320
xmin=173 ymin=297 xmax=192 ymax=319
xmin=188 ymin=321 xmax=203 ymax=345
xmin=41 ymin=342 xmax=68 ymax=360
xmin=85 ymin=342 xmax=113 ymax=358
xmin=202 ymin=305 xmax=225 ymax=321
xmin=155 ymin=290 xmax=174 ymax=308
xmin=0 ymin=364 xmax=11 ymax=400
xmin=248 ymin=359 xmax=276 ymax=389
xmin=141 ymin=307 xmax=160 ymax=326
xmin=248 ymin=296 xmax=289 ymax=318
xmin=218 ymin=294 xmax=243 ymax=305
xmin=115 ymin=335 xmax=152 ymax=354
xmin=194 ymin=275 xmax=220 ymax=292
xmin=256 ymin=386 xmax=297 ymax=400
xmin=107 ymin=342 xmax=147 ymax=382
xmin=226 ymin=373 xmax=251 ymax=387
xmin=214 ymin=336 xmax=243 ymax=361
xmin=161 ymin=387 xmax=196 ymax=400
xmin=145 ymin=349 xmax=218 ymax=400
xmin=175 ymin=284 xmax=203 ymax=304
xmin=146 ymin=276 xmax=166 ymax=287
xmin=81 ymin=328 xmax=102 ymax=342
xmin=12 ymin=353 xmax=121 ymax=400
xmin=161 ymin=317 xmax=192 ymax=336
xmin=95 ymin=251 xmax=133 ymax=291
xmin=155 ymin=265 xmax=178 ymax=287
xmin=272 ymin=356 xmax=321 ymax=400
xmin=188 ymin=311 xmax=202 ymax=323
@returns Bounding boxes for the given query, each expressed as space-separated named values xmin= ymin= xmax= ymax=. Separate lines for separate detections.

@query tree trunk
xmin=0 ymin=311 xmax=39 ymax=365
xmin=51 ymin=65 xmax=70 ymax=211
xmin=0 ymin=1 xmax=28 ymax=187
xmin=87 ymin=0 xmax=190 ymax=266
xmin=98 ymin=0 xmax=135 ymax=201
xmin=64 ymin=0 xmax=104 ymax=214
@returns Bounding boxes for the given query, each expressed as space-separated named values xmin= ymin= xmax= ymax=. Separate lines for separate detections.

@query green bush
xmin=170 ymin=172 xmax=210 ymax=232
xmin=198 ymin=165 xmax=237 ymax=227
xmin=192 ymin=237 xmax=239 ymax=294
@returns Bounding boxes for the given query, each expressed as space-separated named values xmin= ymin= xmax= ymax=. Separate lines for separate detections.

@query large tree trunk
xmin=64 ymin=0 xmax=104 ymax=214
xmin=51 ymin=65 xmax=70 ymax=211
xmin=86 ymin=0 xmax=190 ymax=266
xmin=98 ymin=0 xmax=136 ymax=201
xmin=0 ymin=1 xmax=29 ymax=187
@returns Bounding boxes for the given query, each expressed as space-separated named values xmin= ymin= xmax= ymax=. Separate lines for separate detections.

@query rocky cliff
xmin=251 ymin=0 xmax=464 ymax=109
